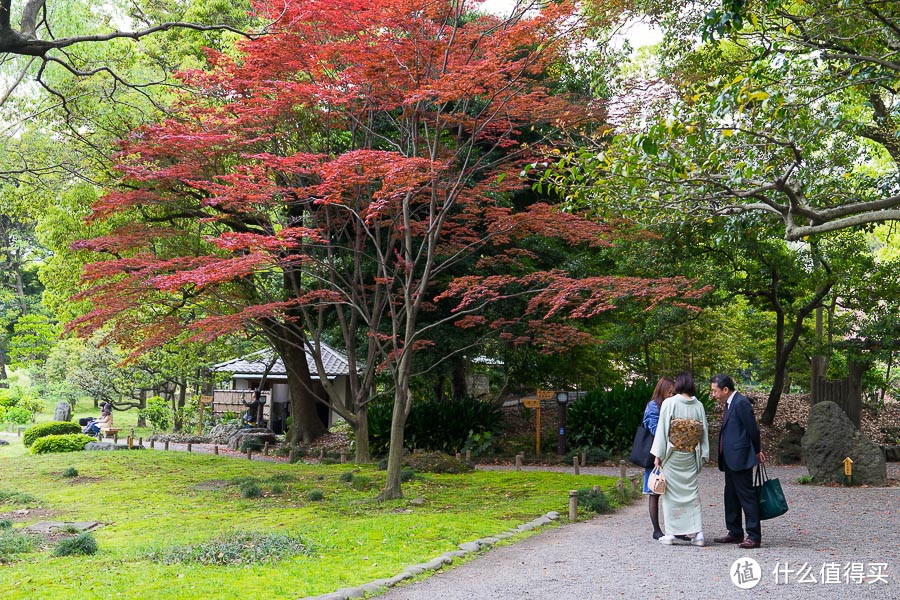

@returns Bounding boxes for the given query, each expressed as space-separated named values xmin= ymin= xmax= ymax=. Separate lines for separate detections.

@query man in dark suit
xmin=711 ymin=374 xmax=766 ymax=549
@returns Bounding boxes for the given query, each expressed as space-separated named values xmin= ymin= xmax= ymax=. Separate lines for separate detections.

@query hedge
xmin=23 ymin=422 xmax=82 ymax=447
xmin=31 ymin=434 xmax=96 ymax=454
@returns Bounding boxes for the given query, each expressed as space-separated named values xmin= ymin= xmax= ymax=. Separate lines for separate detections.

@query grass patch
xmin=147 ymin=531 xmax=312 ymax=565
xmin=62 ymin=467 xmax=79 ymax=478
xmin=0 ymin=489 xmax=39 ymax=505
xmin=0 ymin=530 xmax=38 ymax=563
xmin=0 ymin=445 xmax=618 ymax=598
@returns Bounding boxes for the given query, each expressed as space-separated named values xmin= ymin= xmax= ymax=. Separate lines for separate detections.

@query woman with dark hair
xmin=650 ymin=372 xmax=709 ymax=546
xmin=642 ymin=376 xmax=675 ymax=539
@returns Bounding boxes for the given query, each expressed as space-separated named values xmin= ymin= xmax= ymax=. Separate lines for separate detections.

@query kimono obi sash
xmin=669 ymin=417 xmax=704 ymax=452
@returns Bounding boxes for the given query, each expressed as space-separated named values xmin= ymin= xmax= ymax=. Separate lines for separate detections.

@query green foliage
xmin=403 ymin=452 xmax=473 ymax=474
xmin=376 ymin=458 xmax=388 ymax=471
xmin=16 ymin=395 xmax=44 ymax=423
xmin=269 ymin=484 xmax=284 ymax=495
xmin=239 ymin=437 xmax=265 ymax=453
xmin=147 ymin=532 xmax=311 ymax=565
xmin=139 ymin=396 xmax=171 ymax=431
xmin=567 ymin=381 xmax=655 ymax=453
xmin=23 ymin=421 xmax=82 ymax=447
xmin=796 ymin=474 xmax=813 ymax=485
xmin=400 ymin=467 xmax=416 ymax=483
xmin=307 ymin=489 xmax=325 ymax=502
xmin=368 ymin=397 xmax=502 ymax=456
xmin=0 ymin=529 xmax=38 ymax=563
xmin=2 ymin=406 xmax=30 ymax=425
xmin=9 ymin=314 xmax=59 ymax=369
xmin=350 ymin=475 xmax=371 ymax=491
xmin=0 ymin=519 xmax=11 ymax=529
xmin=565 ymin=446 xmax=610 ymax=465
xmin=53 ymin=532 xmax=98 ymax=557
xmin=576 ymin=488 xmax=613 ymax=514
xmin=0 ymin=388 xmax=14 ymax=407
xmin=462 ymin=430 xmax=496 ymax=457
xmin=62 ymin=467 xmax=79 ymax=478
xmin=30 ymin=434 xmax=95 ymax=454
xmin=338 ymin=471 xmax=354 ymax=483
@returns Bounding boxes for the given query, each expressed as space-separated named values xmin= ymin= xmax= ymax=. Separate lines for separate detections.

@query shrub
xmin=269 ymin=473 xmax=295 ymax=483
xmin=139 ymin=396 xmax=171 ymax=431
xmin=0 ymin=519 xmax=11 ymax=529
xmin=2 ymin=406 xmax=30 ymax=425
xmin=147 ymin=531 xmax=311 ymax=565
xmin=339 ymin=471 xmax=354 ymax=483
xmin=403 ymin=451 xmax=473 ymax=474
xmin=797 ymin=474 xmax=813 ymax=484
xmin=53 ymin=532 xmax=98 ymax=557
xmin=376 ymin=458 xmax=388 ymax=471
xmin=239 ymin=482 xmax=262 ymax=499
xmin=0 ymin=530 xmax=38 ymax=563
xmin=270 ymin=484 xmax=284 ymax=495
xmin=565 ymin=446 xmax=610 ymax=465
xmin=400 ymin=467 xmax=416 ymax=483
xmin=566 ymin=381 xmax=655 ymax=454
xmin=350 ymin=474 xmax=371 ymax=490
xmin=368 ymin=396 xmax=502 ymax=456
xmin=17 ymin=396 xmax=44 ymax=423
xmin=307 ymin=489 xmax=324 ymax=501
xmin=239 ymin=437 xmax=265 ymax=453
xmin=0 ymin=389 xmax=15 ymax=408
xmin=23 ymin=421 xmax=82 ymax=447
xmin=31 ymin=434 xmax=96 ymax=454
xmin=577 ymin=488 xmax=612 ymax=514
xmin=462 ymin=430 xmax=496 ymax=457
xmin=62 ymin=467 xmax=79 ymax=478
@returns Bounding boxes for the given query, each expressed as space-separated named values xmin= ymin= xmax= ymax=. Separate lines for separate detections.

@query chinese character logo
xmin=731 ymin=557 xmax=762 ymax=589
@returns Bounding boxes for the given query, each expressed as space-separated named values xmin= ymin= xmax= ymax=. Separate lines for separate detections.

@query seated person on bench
xmin=83 ymin=402 xmax=113 ymax=436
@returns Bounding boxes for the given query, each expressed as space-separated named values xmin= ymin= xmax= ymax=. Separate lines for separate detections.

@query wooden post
xmin=573 ymin=456 xmax=580 ymax=476
xmin=187 ymin=442 xmax=192 ymax=453
xmin=465 ymin=449 xmax=471 ymax=462
xmin=581 ymin=451 xmax=587 ymax=467
xmin=247 ymin=448 xmax=253 ymax=460
xmin=128 ymin=436 xmax=133 ymax=449
xmin=138 ymin=437 xmax=143 ymax=447
xmin=114 ymin=433 xmax=119 ymax=443
xmin=455 ymin=452 xmax=462 ymax=461
xmin=568 ymin=490 xmax=578 ymax=521
xmin=164 ymin=440 xmax=169 ymax=451
xmin=17 ymin=426 xmax=23 ymax=437
xmin=619 ymin=459 xmax=626 ymax=481
xmin=213 ymin=445 xmax=219 ymax=455
xmin=150 ymin=439 xmax=155 ymax=449
xmin=515 ymin=454 xmax=522 ymax=471
xmin=319 ymin=448 xmax=325 ymax=459
xmin=264 ymin=442 xmax=270 ymax=456
xmin=340 ymin=452 xmax=347 ymax=464
xmin=198 ymin=396 xmax=213 ymax=436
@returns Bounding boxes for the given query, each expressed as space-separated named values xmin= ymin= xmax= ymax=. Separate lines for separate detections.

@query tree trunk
xmin=274 ymin=338 xmax=325 ymax=444
xmin=353 ymin=402 xmax=370 ymax=463
xmin=380 ymin=386 xmax=411 ymax=500
xmin=136 ymin=390 xmax=147 ymax=428
xmin=450 ymin=356 xmax=467 ymax=402
xmin=762 ymin=305 xmax=787 ymax=426
xmin=0 ymin=347 xmax=7 ymax=386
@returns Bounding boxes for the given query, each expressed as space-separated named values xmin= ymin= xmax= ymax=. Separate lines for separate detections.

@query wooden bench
xmin=99 ymin=428 xmax=121 ymax=440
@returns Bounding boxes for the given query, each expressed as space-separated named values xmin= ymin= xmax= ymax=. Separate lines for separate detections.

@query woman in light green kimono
xmin=650 ymin=372 xmax=709 ymax=546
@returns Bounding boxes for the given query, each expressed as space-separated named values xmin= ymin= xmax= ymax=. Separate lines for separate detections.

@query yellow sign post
xmin=198 ymin=395 xmax=214 ymax=436
xmin=843 ymin=456 xmax=853 ymax=484
xmin=522 ymin=390 xmax=555 ymax=458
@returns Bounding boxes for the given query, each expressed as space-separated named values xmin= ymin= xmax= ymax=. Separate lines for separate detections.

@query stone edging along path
xmin=300 ymin=511 xmax=562 ymax=600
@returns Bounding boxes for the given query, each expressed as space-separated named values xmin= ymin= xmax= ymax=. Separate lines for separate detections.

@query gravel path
xmin=378 ymin=464 xmax=899 ymax=600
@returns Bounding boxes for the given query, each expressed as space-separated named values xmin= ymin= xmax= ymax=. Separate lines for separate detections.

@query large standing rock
xmin=227 ymin=428 xmax=277 ymax=451
xmin=53 ymin=401 xmax=72 ymax=422
xmin=802 ymin=401 xmax=886 ymax=485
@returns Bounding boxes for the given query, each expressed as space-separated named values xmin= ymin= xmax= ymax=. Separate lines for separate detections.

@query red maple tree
xmin=72 ymin=0 xmax=703 ymax=498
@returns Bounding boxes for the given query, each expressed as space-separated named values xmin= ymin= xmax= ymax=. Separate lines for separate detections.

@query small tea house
xmin=209 ymin=343 xmax=351 ymax=433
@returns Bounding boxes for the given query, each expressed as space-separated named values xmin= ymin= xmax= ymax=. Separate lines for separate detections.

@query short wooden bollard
xmin=150 ymin=439 xmax=155 ymax=449
xmin=17 ymin=426 xmax=24 ymax=437
xmin=455 ymin=452 xmax=462 ymax=461
xmin=568 ymin=490 xmax=578 ymax=521
xmin=264 ymin=442 xmax=270 ymax=456
xmin=247 ymin=448 xmax=253 ymax=460
xmin=213 ymin=445 xmax=219 ymax=455
xmin=130 ymin=428 xmax=135 ymax=439
xmin=187 ymin=442 xmax=192 ymax=453
xmin=581 ymin=451 xmax=587 ymax=467
xmin=319 ymin=448 xmax=325 ymax=459
xmin=515 ymin=454 xmax=522 ymax=471
xmin=164 ymin=440 xmax=169 ymax=451
xmin=138 ymin=437 xmax=143 ymax=447
xmin=573 ymin=456 xmax=580 ymax=476
xmin=128 ymin=436 xmax=133 ymax=449
xmin=114 ymin=433 xmax=119 ymax=443
xmin=616 ymin=479 xmax=624 ymax=496
xmin=340 ymin=452 xmax=347 ymax=464
xmin=465 ymin=449 xmax=471 ymax=462
xmin=619 ymin=459 xmax=627 ymax=481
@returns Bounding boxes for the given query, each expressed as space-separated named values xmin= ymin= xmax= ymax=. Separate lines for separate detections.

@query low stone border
xmin=301 ymin=511 xmax=561 ymax=600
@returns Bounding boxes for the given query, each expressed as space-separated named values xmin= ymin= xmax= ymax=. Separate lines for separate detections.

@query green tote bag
xmin=754 ymin=463 xmax=789 ymax=520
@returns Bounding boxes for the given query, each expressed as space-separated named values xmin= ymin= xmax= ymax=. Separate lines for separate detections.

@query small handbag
xmin=629 ymin=424 xmax=655 ymax=468
xmin=754 ymin=463 xmax=789 ymax=520
xmin=647 ymin=465 xmax=666 ymax=495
